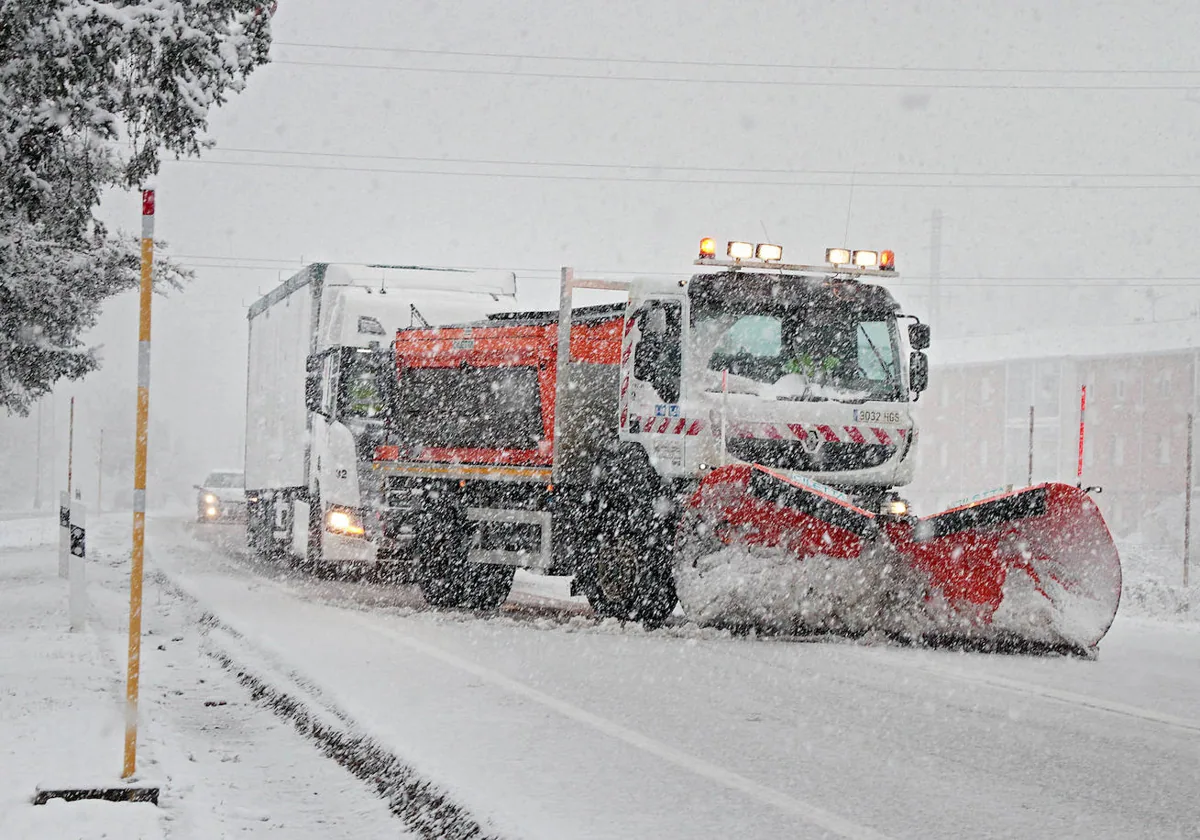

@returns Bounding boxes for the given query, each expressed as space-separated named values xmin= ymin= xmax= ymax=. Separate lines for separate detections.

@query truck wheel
xmin=586 ymin=519 xmax=677 ymax=624
xmin=580 ymin=489 xmax=677 ymax=624
xmin=577 ymin=445 xmax=678 ymax=625
xmin=418 ymin=559 xmax=467 ymax=608
xmin=462 ymin=565 xmax=516 ymax=610
xmin=415 ymin=520 xmax=515 ymax=611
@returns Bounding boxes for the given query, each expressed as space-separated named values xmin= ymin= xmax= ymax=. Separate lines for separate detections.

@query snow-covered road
xmin=154 ymin=518 xmax=1200 ymax=840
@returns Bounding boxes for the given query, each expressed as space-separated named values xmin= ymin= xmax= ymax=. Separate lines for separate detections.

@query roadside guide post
xmin=58 ymin=490 xmax=70 ymax=579
xmin=123 ymin=189 xmax=154 ymax=779
xmin=69 ymin=500 xmax=86 ymax=632
xmin=1076 ymin=386 xmax=1087 ymax=487
xmin=1027 ymin=404 xmax=1034 ymax=487
xmin=59 ymin=396 xmax=76 ymax=578
xmin=1184 ymin=413 xmax=1193 ymax=588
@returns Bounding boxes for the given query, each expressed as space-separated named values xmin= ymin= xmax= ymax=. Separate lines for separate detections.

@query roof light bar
xmin=853 ymin=250 xmax=879 ymax=268
xmin=695 ymin=240 xmax=899 ymax=277
xmin=826 ymin=248 xmax=851 ymax=266
xmin=727 ymin=240 xmax=754 ymax=261
xmin=755 ymin=243 xmax=783 ymax=262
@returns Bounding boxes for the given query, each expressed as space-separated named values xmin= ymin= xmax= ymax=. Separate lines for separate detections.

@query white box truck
xmin=244 ymin=262 xmax=516 ymax=566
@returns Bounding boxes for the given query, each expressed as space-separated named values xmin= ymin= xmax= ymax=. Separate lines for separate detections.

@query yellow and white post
xmin=123 ymin=189 xmax=154 ymax=779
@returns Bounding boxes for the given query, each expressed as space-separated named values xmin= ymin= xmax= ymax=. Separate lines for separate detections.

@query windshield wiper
xmin=858 ymin=325 xmax=897 ymax=383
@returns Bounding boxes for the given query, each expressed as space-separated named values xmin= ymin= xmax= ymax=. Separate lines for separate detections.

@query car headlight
xmin=204 ymin=493 xmax=216 ymax=504
xmin=326 ymin=508 xmax=365 ymax=537
xmin=205 ymin=506 xmax=218 ymax=517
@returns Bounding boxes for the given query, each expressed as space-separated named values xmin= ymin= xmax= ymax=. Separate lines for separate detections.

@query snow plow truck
xmin=373 ymin=241 xmax=1123 ymax=654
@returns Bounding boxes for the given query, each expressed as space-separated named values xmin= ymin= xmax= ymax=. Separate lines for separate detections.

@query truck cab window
xmin=632 ymin=301 xmax=682 ymax=404
xmin=321 ymin=353 xmax=337 ymax=417
xmin=709 ymin=314 xmax=782 ymax=381
xmin=338 ymin=349 xmax=388 ymax=420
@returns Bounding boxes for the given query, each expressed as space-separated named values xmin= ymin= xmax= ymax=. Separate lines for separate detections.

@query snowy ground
xmin=2 ymin=511 xmax=1199 ymax=838
xmin=0 ymin=514 xmax=402 ymax=839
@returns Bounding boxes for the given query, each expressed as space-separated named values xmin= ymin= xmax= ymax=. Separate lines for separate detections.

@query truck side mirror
xmin=305 ymin=354 xmax=323 ymax=414
xmin=909 ymin=351 xmax=929 ymax=394
xmin=908 ymin=323 xmax=930 ymax=351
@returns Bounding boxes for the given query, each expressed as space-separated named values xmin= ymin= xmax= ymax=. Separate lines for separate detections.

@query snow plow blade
xmin=902 ymin=483 xmax=1122 ymax=651
xmin=674 ymin=465 xmax=1122 ymax=652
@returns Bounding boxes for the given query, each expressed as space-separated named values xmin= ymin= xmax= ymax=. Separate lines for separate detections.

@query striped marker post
xmin=1076 ymin=385 xmax=1087 ymax=487
xmin=123 ymin=189 xmax=154 ymax=779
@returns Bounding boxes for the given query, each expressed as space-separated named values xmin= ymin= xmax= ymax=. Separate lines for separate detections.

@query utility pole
xmin=929 ymin=208 xmax=943 ymax=335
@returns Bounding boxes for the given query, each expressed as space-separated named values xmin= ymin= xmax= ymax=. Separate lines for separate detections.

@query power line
xmin=209 ymin=146 xmax=1200 ymax=180
xmin=168 ymin=157 xmax=1200 ymax=189
xmin=173 ymin=257 xmax=1200 ymax=288
xmin=271 ymin=58 xmax=1200 ymax=92
xmin=274 ymin=41 xmax=1200 ymax=77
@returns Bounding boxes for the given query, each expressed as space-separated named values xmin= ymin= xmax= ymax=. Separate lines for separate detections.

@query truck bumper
xmin=322 ymin=531 xmax=378 ymax=563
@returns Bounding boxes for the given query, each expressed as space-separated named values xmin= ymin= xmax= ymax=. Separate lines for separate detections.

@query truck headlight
xmin=326 ymin=508 xmax=366 ymax=536
xmin=887 ymin=499 xmax=909 ymax=517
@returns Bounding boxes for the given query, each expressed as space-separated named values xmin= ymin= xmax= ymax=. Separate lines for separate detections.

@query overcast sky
xmin=7 ymin=0 xmax=1200 ymax=507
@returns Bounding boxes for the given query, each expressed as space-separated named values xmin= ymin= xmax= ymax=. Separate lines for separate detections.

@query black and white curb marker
xmin=58 ymin=490 xmax=70 ymax=579
xmin=69 ymin=500 xmax=86 ymax=632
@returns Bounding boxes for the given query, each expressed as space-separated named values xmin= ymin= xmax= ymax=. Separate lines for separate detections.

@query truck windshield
xmin=340 ymin=351 xmax=388 ymax=420
xmin=695 ymin=307 xmax=902 ymax=401
xmin=392 ymin=365 xmax=543 ymax=450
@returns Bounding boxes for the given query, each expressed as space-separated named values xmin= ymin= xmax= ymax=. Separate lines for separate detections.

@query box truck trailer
xmin=244 ymin=262 xmax=516 ymax=566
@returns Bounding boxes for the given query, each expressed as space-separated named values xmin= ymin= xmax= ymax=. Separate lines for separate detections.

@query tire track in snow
xmin=343 ymin=610 xmax=893 ymax=840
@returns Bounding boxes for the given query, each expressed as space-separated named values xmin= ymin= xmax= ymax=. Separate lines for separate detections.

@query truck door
xmin=622 ymin=299 xmax=683 ymax=434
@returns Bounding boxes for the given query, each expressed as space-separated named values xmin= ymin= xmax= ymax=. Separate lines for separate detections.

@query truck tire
xmin=578 ymin=446 xmax=678 ymax=624
xmin=416 ymin=517 xmax=515 ymax=611
xmin=463 ymin=564 xmax=517 ymax=610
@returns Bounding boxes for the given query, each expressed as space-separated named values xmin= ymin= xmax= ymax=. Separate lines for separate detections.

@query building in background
xmin=913 ymin=319 xmax=1200 ymax=548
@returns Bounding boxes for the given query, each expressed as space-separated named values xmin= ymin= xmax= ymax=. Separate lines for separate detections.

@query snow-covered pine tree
xmin=0 ymin=0 xmax=274 ymax=415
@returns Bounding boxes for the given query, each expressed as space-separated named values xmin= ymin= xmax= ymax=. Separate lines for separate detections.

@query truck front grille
xmin=725 ymin=439 xmax=895 ymax=472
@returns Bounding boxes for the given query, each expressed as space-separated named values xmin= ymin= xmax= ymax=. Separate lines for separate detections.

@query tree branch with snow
xmin=0 ymin=0 xmax=273 ymax=414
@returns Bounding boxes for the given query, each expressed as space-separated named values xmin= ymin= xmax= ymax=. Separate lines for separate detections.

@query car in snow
xmin=196 ymin=470 xmax=246 ymax=523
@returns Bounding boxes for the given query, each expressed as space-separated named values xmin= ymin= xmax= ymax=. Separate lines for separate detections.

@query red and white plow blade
xmin=674 ymin=466 xmax=1123 ymax=652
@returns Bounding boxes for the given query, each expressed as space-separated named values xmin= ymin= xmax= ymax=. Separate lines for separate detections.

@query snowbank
xmin=1115 ymin=539 xmax=1198 ymax=623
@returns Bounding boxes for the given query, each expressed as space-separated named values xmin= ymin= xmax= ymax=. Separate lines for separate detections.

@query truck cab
xmin=615 ymin=242 xmax=928 ymax=508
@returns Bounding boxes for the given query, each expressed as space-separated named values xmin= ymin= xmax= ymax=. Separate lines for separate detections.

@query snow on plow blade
xmin=904 ymin=483 xmax=1122 ymax=650
xmin=674 ymin=465 xmax=1122 ymax=652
